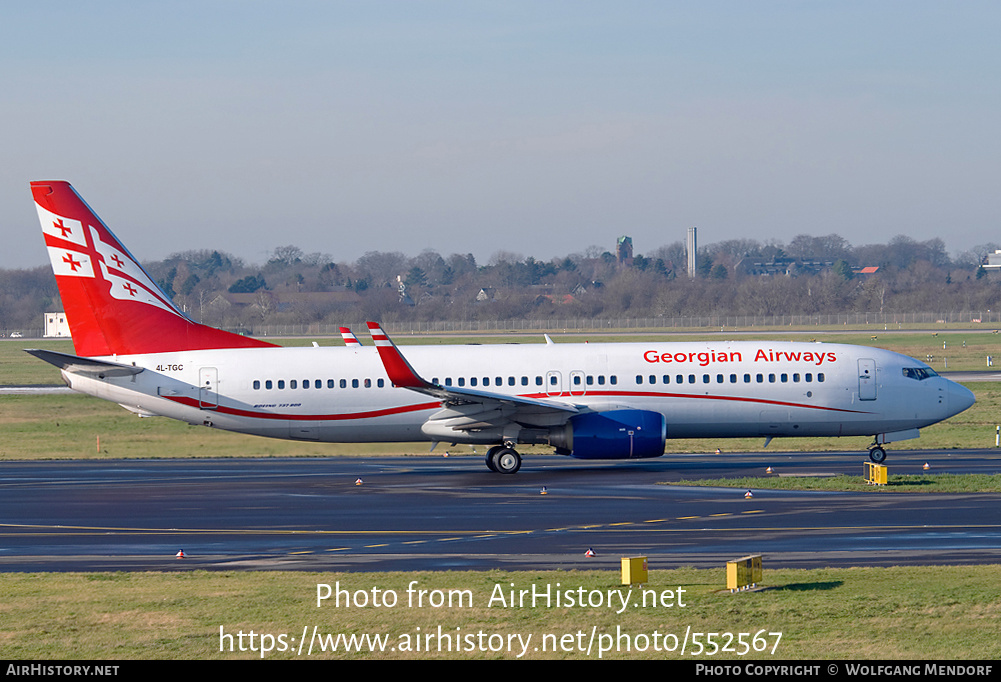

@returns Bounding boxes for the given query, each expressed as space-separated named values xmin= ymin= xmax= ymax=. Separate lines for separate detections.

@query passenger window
xmin=253 ymin=380 xmax=260 ymax=390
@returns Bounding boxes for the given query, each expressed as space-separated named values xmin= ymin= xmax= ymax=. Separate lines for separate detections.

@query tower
xmin=686 ymin=227 xmax=697 ymax=278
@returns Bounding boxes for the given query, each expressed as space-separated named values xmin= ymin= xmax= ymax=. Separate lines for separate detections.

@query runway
xmin=1 ymin=449 xmax=999 ymax=572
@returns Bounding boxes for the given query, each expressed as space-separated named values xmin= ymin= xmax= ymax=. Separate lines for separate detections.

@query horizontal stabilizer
xmin=25 ymin=349 xmax=145 ymax=378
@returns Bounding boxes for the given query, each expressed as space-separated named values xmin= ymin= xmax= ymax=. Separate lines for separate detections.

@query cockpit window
xmin=903 ymin=367 xmax=938 ymax=380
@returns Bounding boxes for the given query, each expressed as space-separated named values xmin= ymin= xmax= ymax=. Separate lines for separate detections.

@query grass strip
xmin=2 ymin=567 xmax=999 ymax=659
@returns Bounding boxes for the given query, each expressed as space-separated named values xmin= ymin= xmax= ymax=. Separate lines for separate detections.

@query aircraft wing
xmin=365 ymin=322 xmax=579 ymax=431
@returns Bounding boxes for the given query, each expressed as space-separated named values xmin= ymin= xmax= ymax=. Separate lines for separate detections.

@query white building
xmin=983 ymin=250 xmax=1001 ymax=269
xmin=44 ymin=312 xmax=71 ymax=338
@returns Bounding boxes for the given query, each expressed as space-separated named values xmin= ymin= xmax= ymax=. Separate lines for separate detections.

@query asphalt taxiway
xmin=2 ymin=449 xmax=1000 ymax=572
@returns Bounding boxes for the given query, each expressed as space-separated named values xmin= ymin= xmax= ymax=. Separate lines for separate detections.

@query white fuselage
xmin=60 ymin=339 xmax=974 ymax=449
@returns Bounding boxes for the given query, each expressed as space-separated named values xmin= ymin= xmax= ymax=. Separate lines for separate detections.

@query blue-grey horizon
xmin=3 ymin=2 xmax=999 ymax=270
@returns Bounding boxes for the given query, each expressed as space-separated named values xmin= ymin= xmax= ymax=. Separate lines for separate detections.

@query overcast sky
xmin=2 ymin=2 xmax=999 ymax=270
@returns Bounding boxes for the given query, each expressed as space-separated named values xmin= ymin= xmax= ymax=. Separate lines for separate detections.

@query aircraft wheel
xmin=869 ymin=446 xmax=887 ymax=464
xmin=485 ymin=446 xmax=501 ymax=472
xmin=491 ymin=447 xmax=521 ymax=474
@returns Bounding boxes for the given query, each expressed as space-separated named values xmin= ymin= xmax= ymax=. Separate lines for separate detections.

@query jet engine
xmin=550 ymin=409 xmax=666 ymax=459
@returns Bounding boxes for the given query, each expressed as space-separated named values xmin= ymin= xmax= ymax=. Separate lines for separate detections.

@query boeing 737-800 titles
xmin=27 ymin=181 xmax=975 ymax=473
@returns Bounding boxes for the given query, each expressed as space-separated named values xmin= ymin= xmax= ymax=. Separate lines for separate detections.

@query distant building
xmin=44 ymin=312 xmax=71 ymax=338
xmin=686 ymin=227 xmax=697 ymax=278
xmin=983 ymin=250 xmax=1001 ymax=269
xmin=733 ymin=258 xmax=834 ymax=278
xmin=616 ymin=236 xmax=633 ymax=265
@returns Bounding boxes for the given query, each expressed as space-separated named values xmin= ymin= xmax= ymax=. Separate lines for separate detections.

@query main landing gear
xmin=485 ymin=445 xmax=522 ymax=474
xmin=868 ymin=445 xmax=887 ymax=464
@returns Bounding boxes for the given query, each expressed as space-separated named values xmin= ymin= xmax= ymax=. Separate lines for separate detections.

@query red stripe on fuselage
xmin=164 ymin=396 xmax=441 ymax=420
xmin=163 ymin=389 xmax=868 ymax=422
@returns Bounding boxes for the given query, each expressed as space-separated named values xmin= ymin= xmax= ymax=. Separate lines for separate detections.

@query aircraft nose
xmin=946 ymin=381 xmax=975 ymax=416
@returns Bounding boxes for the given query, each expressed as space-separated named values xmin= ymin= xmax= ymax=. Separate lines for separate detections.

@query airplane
xmin=27 ymin=180 xmax=976 ymax=474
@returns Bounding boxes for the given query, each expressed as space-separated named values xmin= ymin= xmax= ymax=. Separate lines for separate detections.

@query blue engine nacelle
xmin=554 ymin=409 xmax=666 ymax=459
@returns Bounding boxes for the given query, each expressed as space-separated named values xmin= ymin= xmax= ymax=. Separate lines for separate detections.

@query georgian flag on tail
xmin=37 ymin=204 xmax=87 ymax=247
xmin=90 ymin=225 xmax=185 ymax=317
xmin=31 ymin=180 xmax=277 ymax=357
xmin=39 ymin=204 xmax=95 ymax=278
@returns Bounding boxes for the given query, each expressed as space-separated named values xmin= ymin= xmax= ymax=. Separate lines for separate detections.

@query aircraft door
xmin=858 ymin=358 xmax=876 ymax=401
xmin=198 ymin=367 xmax=219 ymax=409
xmin=569 ymin=370 xmax=586 ymax=396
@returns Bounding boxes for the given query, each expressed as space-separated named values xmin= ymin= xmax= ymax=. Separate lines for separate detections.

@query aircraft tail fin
xmin=31 ymin=181 xmax=278 ymax=357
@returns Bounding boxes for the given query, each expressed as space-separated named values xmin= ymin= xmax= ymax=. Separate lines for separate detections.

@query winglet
xmin=366 ymin=321 xmax=428 ymax=389
xmin=339 ymin=327 xmax=362 ymax=346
